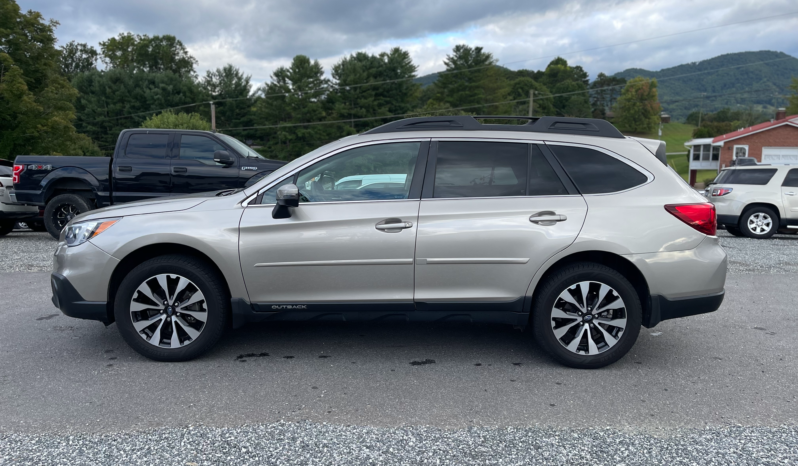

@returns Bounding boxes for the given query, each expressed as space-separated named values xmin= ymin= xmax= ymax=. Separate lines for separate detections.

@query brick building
xmin=684 ymin=109 xmax=798 ymax=185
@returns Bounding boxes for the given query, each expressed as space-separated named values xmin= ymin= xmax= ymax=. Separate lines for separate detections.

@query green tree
xmin=614 ymin=77 xmax=662 ymax=133
xmin=0 ymin=0 xmax=99 ymax=159
xmin=508 ymin=78 xmax=555 ymax=116
xmin=590 ymin=72 xmax=626 ymax=118
xmin=200 ymin=64 xmax=254 ymax=135
xmin=430 ymin=44 xmax=509 ymax=114
xmin=59 ymin=41 xmax=98 ymax=78
xmin=537 ymin=57 xmax=591 ymax=117
xmin=142 ymin=110 xmax=210 ymax=130
xmin=692 ymin=121 xmax=735 ymax=138
xmin=100 ymin=33 xmax=197 ymax=78
xmin=538 ymin=57 xmax=589 ymax=89
xmin=253 ymin=55 xmax=347 ymax=160
xmin=787 ymin=77 xmax=798 ymax=115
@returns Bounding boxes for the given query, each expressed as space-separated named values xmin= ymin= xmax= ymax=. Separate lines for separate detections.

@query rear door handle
xmin=118 ymin=166 xmax=132 ymax=172
xmin=375 ymin=219 xmax=413 ymax=232
xmin=529 ymin=211 xmax=567 ymax=226
xmin=173 ymin=167 xmax=187 ymax=174
xmin=786 ymin=192 xmax=796 ymax=196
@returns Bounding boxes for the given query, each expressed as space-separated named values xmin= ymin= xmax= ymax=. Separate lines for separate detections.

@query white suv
xmin=708 ymin=165 xmax=798 ymax=238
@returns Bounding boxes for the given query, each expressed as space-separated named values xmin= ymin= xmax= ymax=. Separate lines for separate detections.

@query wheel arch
xmin=43 ymin=171 xmax=98 ymax=204
xmin=526 ymin=250 xmax=652 ymax=328
xmin=739 ymin=202 xmax=781 ymax=224
xmin=106 ymin=243 xmax=233 ymax=324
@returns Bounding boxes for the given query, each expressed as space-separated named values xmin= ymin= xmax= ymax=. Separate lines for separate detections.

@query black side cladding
xmin=364 ymin=116 xmax=625 ymax=139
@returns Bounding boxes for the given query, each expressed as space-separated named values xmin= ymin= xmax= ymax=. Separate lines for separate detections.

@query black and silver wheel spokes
xmin=550 ymin=281 xmax=627 ymax=356
xmin=54 ymin=204 xmax=79 ymax=229
xmin=129 ymin=274 xmax=207 ymax=348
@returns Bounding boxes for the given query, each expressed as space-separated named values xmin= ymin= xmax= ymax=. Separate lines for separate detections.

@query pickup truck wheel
xmin=532 ymin=262 xmax=642 ymax=369
xmin=44 ymin=193 xmax=93 ymax=239
xmin=114 ymin=255 xmax=229 ymax=362
xmin=739 ymin=207 xmax=777 ymax=239
xmin=0 ymin=220 xmax=14 ymax=237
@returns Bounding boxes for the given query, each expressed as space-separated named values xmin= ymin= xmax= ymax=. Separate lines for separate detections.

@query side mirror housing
xmin=272 ymin=183 xmax=299 ymax=219
xmin=213 ymin=150 xmax=235 ymax=166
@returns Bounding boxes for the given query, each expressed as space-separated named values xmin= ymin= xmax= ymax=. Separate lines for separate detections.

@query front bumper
xmin=51 ymin=273 xmax=110 ymax=323
xmin=645 ymin=290 xmax=725 ymax=327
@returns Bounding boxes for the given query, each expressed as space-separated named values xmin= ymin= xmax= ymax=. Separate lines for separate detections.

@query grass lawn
xmin=623 ymin=122 xmax=701 ymax=181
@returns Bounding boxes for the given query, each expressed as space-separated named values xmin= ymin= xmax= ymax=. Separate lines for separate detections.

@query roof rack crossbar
xmin=363 ymin=115 xmax=624 ymax=139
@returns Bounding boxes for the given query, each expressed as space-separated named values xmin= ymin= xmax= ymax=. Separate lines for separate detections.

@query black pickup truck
xmin=14 ymin=129 xmax=285 ymax=238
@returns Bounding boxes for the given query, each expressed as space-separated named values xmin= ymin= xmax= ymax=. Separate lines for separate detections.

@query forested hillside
xmin=613 ymin=51 xmax=798 ymax=120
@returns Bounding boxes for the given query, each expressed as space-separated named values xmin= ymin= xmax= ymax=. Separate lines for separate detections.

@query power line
xmin=78 ymin=10 xmax=798 ymax=125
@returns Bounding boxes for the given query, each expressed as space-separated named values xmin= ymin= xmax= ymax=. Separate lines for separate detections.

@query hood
xmin=77 ymin=195 xmax=213 ymax=222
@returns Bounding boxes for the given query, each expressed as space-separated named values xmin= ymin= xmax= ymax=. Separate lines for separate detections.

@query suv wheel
xmin=739 ymin=207 xmax=777 ymax=239
xmin=532 ymin=262 xmax=641 ymax=369
xmin=44 ymin=194 xmax=93 ymax=239
xmin=114 ymin=255 xmax=229 ymax=361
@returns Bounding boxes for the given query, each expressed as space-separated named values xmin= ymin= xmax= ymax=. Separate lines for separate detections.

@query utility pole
xmin=528 ymin=90 xmax=534 ymax=117
xmin=210 ymin=102 xmax=216 ymax=132
xmin=697 ymin=92 xmax=705 ymax=127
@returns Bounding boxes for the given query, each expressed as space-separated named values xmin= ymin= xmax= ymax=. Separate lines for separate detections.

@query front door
xmin=239 ymin=140 xmax=428 ymax=310
xmin=112 ymin=132 xmax=172 ymax=203
xmin=413 ymin=141 xmax=587 ymax=311
xmin=171 ymin=134 xmax=241 ymax=193
xmin=782 ymin=168 xmax=798 ymax=221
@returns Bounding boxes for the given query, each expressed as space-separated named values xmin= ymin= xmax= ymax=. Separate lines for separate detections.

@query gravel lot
xmin=2 ymin=229 xmax=796 ymax=274
xmin=1 ymin=228 xmax=797 ymax=464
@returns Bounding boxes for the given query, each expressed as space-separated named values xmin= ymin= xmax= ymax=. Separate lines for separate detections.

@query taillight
xmin=12 ymin=164 xmax=24 ymax=184
xmin=665 ymin=203 xmax=716 ymax=236
xmin=711 ymin=187 xmax=733 ymax=196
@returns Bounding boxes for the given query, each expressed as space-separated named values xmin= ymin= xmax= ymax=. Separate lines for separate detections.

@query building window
xmin=711 ymin=146 xmax=720 ymax=161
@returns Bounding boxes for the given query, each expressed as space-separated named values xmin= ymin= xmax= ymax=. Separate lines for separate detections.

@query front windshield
xmin=217 ymin=134 xmax=265 ymax=160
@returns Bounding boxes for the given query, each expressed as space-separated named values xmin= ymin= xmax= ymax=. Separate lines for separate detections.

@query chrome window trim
xmin=544 ymin=141 xmax=655 ymax=196
xmin=242 ymin=138 xmax=430 ymax=207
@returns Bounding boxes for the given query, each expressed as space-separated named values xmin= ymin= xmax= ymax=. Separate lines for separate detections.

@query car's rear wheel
xmin=725 ymin=226 xmax=745 ymax=237
xmin=532 ymin=262 xmax=641 ymax=369
xmin=44 ymin=193 xmax=93 ymax=239
xmin=114 ymin=255 xmax=229 ymax=362
xmin=739 ymin=207 xmax=777 ymax=239
xmin=0 ymin=220 xmax=14 ymax=237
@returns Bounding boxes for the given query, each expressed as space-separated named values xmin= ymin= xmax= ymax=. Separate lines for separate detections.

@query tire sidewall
xmin=532 ymin=263 xmax=642 ymax=369
xmin=114 ymin=256 xmax=227 ymax=362
xmin=740 ymin=207 xmax=777 ymax=239
xmin=44 ymin=194 xmax=93 ymax=240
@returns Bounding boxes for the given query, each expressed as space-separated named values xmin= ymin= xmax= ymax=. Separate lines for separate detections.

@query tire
xmin=114 ymin=254 xmax=229 ymax=362
xmin=725 ymin=226 xmax=745 ymax=237
xmin=14 ymin=222 xmax=29 ymax=230
xmin=0 ymin=220 xmax=13 ymax=237
xmin=739 ymin=206 xmax=777 ymax=239
xmin=44 ymin=193 xmax=93 ymax=239
xmin=532 ymin=262 xmax=642 ymax=369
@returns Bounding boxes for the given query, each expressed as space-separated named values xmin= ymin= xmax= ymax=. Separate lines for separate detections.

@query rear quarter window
xmin=722 ymin=169 xmax=777 ymax=185
xmin=0 ymin=166 xmax=12 ymax=176
xmin=549 ymin=145 xmax=648 ymax=194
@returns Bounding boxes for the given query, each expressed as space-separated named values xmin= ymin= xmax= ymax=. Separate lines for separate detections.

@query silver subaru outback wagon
xmin=51 ymin=116 xmax=727 ymax=368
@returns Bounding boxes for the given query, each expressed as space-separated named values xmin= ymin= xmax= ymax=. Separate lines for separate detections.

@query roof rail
xmin=363 ymin=115 xmax=625 ymax=139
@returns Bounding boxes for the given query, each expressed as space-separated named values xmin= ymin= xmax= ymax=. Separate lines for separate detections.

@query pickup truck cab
xmin=13 ymin=129 xmax=285 ymax=238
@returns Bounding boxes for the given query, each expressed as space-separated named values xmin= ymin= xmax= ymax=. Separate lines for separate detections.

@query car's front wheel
xmin=739 ymin=207 xmax=778 ymax=239
xmin=532 ymin=262 xmax=642 ymax=369
xmin=114 ymin=255 xmax=229 ymax=361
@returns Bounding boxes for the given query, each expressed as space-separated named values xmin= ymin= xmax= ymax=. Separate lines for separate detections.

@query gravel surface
xmin=1 ymin=423 xmax=796 ymax=465
xmin=2 ymin=229 xmax=796 ymax=274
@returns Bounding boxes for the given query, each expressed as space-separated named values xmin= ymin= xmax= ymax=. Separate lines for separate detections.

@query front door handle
xmin=173 ymin=167 xmax=188 ymax=174
xmin=375 ymin=219 xmax=413 ymax=232
xmin=529 ymin=211 xmax=567 ymax=226
xmin=786 ymin=192 xmax=796 ymax=196
xmin=118 ymin=166 xmax=132 ymax=172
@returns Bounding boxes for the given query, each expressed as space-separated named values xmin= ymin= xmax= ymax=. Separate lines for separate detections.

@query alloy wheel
xmin=747 ymin=212 xmax=772 ymax=235
xmin=53 ymin=203 xmax=79 ymax=230
xmin=550 ymin=281 xmax=627 ymax=356
xmin=130 ymin=274 xmax=208 ymax=348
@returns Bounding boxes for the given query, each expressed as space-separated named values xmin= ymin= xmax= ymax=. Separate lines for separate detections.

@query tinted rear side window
xmin=549 ymin=145 xmax=648 ymax=194
xmin=126 ymin=134 xmax=169 ymax=159
xmin=0 ymin=166 xmax=12 ymax=176
xmin=434 ymin=142 xmax=528 ymax=198
xmin=781 ymin=169 xmax=798 ymax=187
xmin=722 ymin=169 xmax=777 ymax=185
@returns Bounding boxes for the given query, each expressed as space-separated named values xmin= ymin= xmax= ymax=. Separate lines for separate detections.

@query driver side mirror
xmin=272 ymin=183 xmax=299 ymax=219
xmin=213 ymin=150 xmax=235 ymax=166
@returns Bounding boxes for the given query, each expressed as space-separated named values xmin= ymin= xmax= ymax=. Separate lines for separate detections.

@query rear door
xmin=413 ymin=140 xmax=587 ymax=312
xmin=782 ymin=168 xmax=798 ymax=222
xmin=112 ymin=132 xmax=172 ymax=203
xmin=171 ymin=134 xmax=240 ymax=194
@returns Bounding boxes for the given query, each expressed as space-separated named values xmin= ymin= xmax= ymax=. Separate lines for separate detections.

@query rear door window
xmin=548 ymin=145 xmax=648 ymax=194
xmin=125 ymin=134 xmax=169 ymax=159
xmin=781 ymin=169 xmax=798 ymax=187
xmin=433 ymin=141 xmax=528 ymax=198
xmin=722 ymin=169 xmax=777 ymax=185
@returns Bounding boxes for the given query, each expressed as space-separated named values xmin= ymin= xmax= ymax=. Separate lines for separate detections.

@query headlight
xmin=64 ymin=218 xmax=120 ymax=247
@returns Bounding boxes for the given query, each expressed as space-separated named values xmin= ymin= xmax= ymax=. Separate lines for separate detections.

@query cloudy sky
xmin=20 ymin=0 xmax=798 ymax=86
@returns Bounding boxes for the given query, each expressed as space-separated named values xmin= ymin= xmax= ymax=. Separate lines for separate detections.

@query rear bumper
xmin=51 ymin=273 xmax=110 ymax=323
xmin=645 ymin=289 xmax=725 ymax=327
